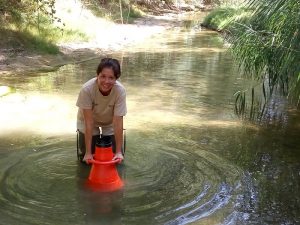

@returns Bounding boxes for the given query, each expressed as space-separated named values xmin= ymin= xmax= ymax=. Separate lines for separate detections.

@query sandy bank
xmin=0 ymin=11 xmax=191 ymax=75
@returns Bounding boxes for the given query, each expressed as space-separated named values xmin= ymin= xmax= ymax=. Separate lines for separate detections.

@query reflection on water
xmin=0 ymin=15 xmax=300 ymax=225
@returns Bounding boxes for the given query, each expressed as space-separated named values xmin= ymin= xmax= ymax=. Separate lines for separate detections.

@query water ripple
xmin=0 ymin=138 xmax=257 ymax=225
xmin=0 ymin=141 xmax=81 ymax=225
xmin=121 ymin=143 xmax=255 ymax=225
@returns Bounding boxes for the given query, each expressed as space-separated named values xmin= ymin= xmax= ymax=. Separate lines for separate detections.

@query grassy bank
xmin=201 ymin=6 xmax=252 ymax=32
xmin=0 ymin=0 xmax=210 ymax=55
xmin=202 ymin=0 xmax=300 ymax=119
xmin=0 ymin=0 xmax=144 ymax=54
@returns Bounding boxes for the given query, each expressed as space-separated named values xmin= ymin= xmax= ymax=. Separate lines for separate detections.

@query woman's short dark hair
xmin=96 ymin=58 xmax=121 ymax=79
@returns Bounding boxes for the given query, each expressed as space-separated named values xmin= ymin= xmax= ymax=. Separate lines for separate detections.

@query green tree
xmin=0 ymin=0 xmax=57 ymax=27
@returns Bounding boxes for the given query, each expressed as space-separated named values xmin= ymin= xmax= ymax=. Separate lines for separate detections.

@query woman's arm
xmin=113 ymin=115 xmax=124 ymax=161
xmin=83 ymin=108 xmax=94 ymax=163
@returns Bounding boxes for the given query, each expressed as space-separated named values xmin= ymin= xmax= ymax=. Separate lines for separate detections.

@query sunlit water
xmin=1 ymin=15 xmax=299 ymax=225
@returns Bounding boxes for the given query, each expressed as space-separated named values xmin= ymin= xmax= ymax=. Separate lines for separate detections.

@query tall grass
xmin=229 ymin=0 xmax=300 ymax=119
xmin=202 ymin=6 xmax=251 ymax=31
xmin=203 ymin=0 xmax=300 ymax=120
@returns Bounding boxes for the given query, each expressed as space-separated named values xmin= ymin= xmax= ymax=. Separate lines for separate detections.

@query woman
xmin=76 ymin=58 xmax=127 ymax=163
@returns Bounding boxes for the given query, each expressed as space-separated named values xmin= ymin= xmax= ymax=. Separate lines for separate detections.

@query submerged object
xmin=87 ymin=136 xmax=123 ymax=192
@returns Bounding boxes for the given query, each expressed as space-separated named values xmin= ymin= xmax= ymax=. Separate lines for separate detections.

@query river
xmin=0 ymin=14 xmax=299 ymax=225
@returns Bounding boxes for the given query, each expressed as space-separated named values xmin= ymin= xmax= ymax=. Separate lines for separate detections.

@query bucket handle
xmin=87 ymin=158 xmax=121 ymax=165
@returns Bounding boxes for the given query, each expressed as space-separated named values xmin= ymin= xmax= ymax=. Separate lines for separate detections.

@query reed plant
xmin=203 ymin=0 xmax=300 ymax=120
xmin=202 ymin=6 xmax=251 ymax=31
xmin=229 ymin=0 xmax=300 ymax=120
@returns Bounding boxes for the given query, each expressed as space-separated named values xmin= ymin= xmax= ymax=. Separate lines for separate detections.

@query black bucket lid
xmin=96 ymin=136 xmax=112 ymax=147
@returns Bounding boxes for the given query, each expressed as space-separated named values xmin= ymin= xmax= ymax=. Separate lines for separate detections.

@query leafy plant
xmin=202 ymin=6 xmax=251 ymax=31
xmin=228 ymin=0 xmax=300 ymax=120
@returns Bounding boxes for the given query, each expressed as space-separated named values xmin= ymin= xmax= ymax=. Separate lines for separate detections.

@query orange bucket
xmin=87 ymin=137 xmax=123 ymax=192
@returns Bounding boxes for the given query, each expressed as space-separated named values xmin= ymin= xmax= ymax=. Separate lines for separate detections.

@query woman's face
xmin=97 ymin=67 xmax=116 ymax=95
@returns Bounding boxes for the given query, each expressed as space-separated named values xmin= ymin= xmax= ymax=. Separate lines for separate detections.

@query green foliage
xmin=0 ymin=0 xmax=57 ymax=25
xmin=0 ymin=0 xmax=60 ymax=53
xmin=0 ymin=0 xmax=89 ymax=53
xmin=83 ymin=0 xmax=143 ymax=23
xmin=0 ymin=0 xmax=23 ymax=23
xmin=0 ymin=27 xmax=60 ymax=54
xmin=202 ymin=7 xmax=251 ymax=31
xmin=24 ymin=35 xmax=59 ymax=54
xmin=229 ymin=0 xmax=300 ymax=119
xmin=204 ymin=0 xmax=300 ymax=120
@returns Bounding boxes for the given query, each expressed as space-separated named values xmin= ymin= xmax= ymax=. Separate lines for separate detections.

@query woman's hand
xmin=112 ymin=152 xmax=124 ymax=163
xmin=83 ymin=152 xmax=93 ymax=164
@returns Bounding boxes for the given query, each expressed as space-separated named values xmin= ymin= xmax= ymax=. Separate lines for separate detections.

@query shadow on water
xmin=0 ymin=13 xmax=300 ymax=225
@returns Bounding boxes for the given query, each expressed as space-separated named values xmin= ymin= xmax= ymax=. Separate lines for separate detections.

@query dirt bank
xmin=0 ymin=12 xmax=193 ymax=75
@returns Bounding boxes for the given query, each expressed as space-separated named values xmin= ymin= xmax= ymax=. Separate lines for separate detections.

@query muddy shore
xmin=0 ymin=12 xmax=196 ymax=75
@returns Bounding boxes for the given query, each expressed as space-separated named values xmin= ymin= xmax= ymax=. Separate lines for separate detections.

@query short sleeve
xmin=76 ymin=88 xmax=93 ymax=109
xmin=114 ymin=89 xmax=127 ymax=116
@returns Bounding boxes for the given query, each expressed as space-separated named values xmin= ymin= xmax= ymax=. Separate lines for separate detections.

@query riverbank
xmin=0 ymin=11 xmax=199 ymax=76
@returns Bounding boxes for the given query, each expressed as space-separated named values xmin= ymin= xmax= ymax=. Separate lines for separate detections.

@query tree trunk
xmin=119 ymin=0 xmax=123 ymax=24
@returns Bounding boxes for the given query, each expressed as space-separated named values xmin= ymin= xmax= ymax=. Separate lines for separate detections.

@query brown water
xmin=0 ymin=18 xmax=299 ymax=225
